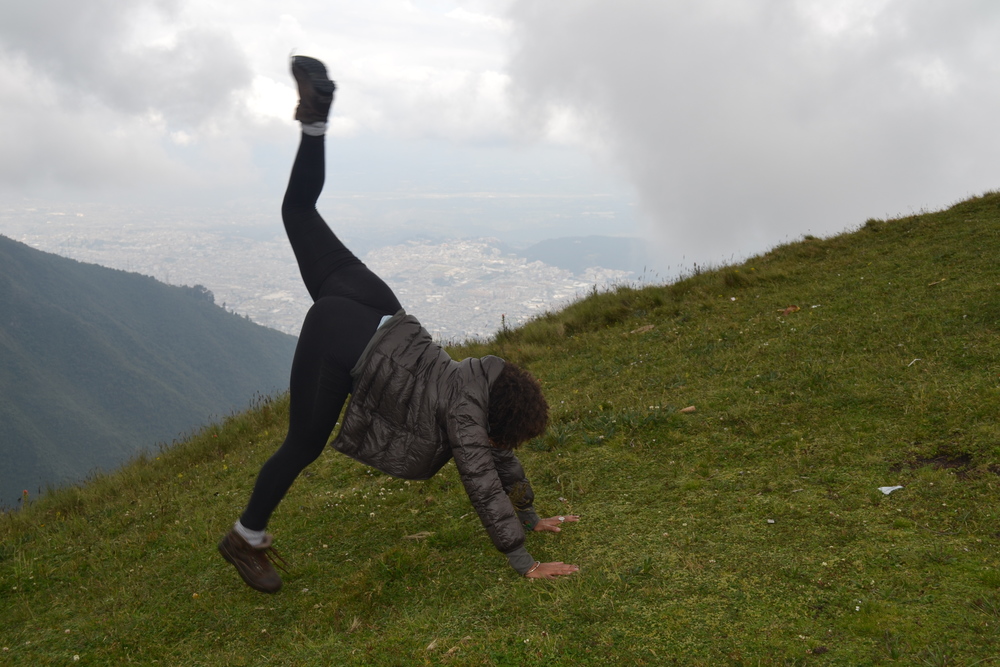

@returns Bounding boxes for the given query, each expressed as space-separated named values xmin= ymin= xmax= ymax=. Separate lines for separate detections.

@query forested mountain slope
xmin=0 ymin=234 xmax=297 ymax=507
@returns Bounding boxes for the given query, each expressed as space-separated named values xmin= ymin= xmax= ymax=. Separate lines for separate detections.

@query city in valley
xmin=0 ymin=203 xmax=632 ymax=342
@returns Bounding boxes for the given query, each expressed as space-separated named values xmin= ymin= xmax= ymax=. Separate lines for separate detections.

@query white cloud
xmin=506 ymin=0 xmax=1000 ymax=269
xmin=170 ymin=130 xmax=194 ymax=146
xmin=0 ymin=0 xmax=526 ymax=199
xmin=446 ymin=6 xmax=510 ymax=31
xmin=795 ymin=0 xmax=892 ymax=39
xmin=905 ymin=57 xmax=959 ymax=96
xmin=247 ymin=75 xmax=296 ymax=123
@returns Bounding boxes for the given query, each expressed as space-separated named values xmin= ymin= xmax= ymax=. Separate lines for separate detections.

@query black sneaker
xmin=291 ymin=55 xmax=336 ymax=124
xmin=218 ymin=529 xmax=287 ymax=593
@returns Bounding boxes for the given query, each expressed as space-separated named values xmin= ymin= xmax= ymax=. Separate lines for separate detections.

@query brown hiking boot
xmin=290 ymin=55 xmax=335 ymax=123
xmin=218 ymin=529 xmax=286 ymax=593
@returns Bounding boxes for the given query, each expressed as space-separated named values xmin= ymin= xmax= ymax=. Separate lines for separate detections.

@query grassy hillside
xmin=2 ymin=193 xmax=1000 ymax=665
xmin=0 ymin=235 xmax=297 ymax=508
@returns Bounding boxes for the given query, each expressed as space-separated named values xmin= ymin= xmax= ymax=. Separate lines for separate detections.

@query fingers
xmin=525 ymin=561 xmax=580 ymax=579
xmin=536 ymin=562 xmax=580 ymax=579
xmin=534 ymin=515 xmax=581 ymax=532
xmin=549 ymin=562 xmax=579 ymax=575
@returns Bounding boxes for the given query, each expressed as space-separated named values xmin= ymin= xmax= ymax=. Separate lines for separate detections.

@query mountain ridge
xmin=0 ymin=234 xmax=297 ymax=507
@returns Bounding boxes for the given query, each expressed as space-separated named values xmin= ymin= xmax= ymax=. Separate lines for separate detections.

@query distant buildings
xmin=0 ymin=204 xmax=631 ymax=342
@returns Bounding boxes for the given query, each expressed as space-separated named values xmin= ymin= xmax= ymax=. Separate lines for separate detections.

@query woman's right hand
xmin=525 ymin=561 xmax=579 ymax=579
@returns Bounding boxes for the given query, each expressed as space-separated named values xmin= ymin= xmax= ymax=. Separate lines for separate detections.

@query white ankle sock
xmin=234 ymin=520 xmax=266 ymax=547
xmin=301 ymin=121 xmax=327 ymax=136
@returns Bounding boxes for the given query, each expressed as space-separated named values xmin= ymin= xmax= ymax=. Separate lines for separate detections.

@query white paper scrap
xmin=878 ymin=486 xmax=904 ymax=495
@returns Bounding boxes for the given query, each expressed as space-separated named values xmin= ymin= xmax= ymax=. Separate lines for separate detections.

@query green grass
xmin=4 ymin=192 xmax=1000 ymax=665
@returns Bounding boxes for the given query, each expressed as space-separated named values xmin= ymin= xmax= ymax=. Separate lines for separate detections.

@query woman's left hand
xmin=533 ymin=515 xmax=580 ymax=533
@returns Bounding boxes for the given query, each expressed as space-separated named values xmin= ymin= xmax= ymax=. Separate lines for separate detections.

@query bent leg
xmin=282 ymin=133 xmax=402 ymax=314
xmin=240 ymin=296 xmax=384 ymax=530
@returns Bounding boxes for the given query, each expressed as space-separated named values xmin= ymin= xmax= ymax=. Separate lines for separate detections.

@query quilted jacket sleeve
xmin=446 ymin=400 xmax=530 ymax=560
xmin=490 ymin=448 xmax=540 ymax=530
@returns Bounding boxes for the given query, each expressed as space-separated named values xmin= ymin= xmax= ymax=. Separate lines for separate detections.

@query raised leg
xmin=281 ymin=133 xmax=402 ymax=313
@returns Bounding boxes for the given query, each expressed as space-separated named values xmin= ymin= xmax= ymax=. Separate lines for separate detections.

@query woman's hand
xmin=533 ymin=515 xmax=580 ymax=533
xmin=525 ymin=561 xmax=580 ymax=579
xmin=524 ymin=517 xmax=580 ymax=578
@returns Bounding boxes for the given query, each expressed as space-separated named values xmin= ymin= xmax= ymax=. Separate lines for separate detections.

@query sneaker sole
xmin=292 ymin=56 xmax=335 ymax=98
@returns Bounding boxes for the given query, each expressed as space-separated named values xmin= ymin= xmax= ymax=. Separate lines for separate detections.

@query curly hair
xmin=487 ymin=362 xmax=549 ymax=450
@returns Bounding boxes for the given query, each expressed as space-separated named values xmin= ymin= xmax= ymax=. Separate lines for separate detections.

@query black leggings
xmin=240 ymin=134 xmax=402 ymax=531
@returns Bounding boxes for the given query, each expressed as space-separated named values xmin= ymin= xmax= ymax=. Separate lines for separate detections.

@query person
xmin=218 ymin=56 xmax=580 ymax=593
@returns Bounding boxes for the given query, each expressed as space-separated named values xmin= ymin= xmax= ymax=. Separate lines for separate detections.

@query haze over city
xmin=3 ymin=0 xmax=1000 ymax=335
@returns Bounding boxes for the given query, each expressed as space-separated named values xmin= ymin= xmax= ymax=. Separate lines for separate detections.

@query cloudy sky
xmin=2 ymin=0 xmax=1000 ymax=270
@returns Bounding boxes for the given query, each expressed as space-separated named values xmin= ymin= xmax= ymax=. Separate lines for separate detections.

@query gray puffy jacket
xmin=332 ymin=311 xmax=540 ymax=573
